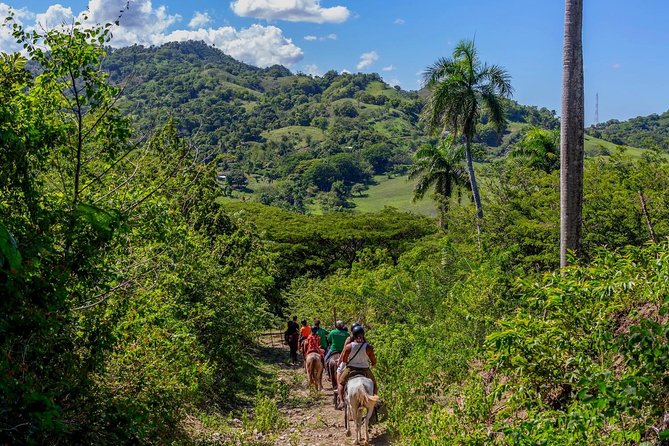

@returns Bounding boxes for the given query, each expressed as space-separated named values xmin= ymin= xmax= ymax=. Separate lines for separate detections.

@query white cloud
xmin=356 ymin=50 xmax=378 ymax=70
xmin=159 ymin=24 xmax=303 ymax=67
xmin=188 ymin=11 xmax=212 ymax=29
xmin=230 ymin=0 xmax=350 ymax=24
xmin=81 ymin=0 xmax=181 ymax=47
xmin=304 ymin=63 xmax=320 ymax=76
xmin=0 ymin=3 xmax=33 ymax=53
xmin=612 ymin=63 xmax=622 ymax=69
xmin=0 ymin=1 xmax=304 ymax=68
xmin=36 ymin=4 xmax=74 ymax=28
xmin=393 ymin=18 xmax=405 ymax=25
xmin=382 ymin=64 xmax=394 ymax=72
xmin=387 ymin=78 xmax=401 ymax=87
xmin=341 ymin=68 xmax=351 ymax=74
xmin=304 ymin=32 xmax=336 ymax=41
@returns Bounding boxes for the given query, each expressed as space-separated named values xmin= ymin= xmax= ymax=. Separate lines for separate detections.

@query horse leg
xmin=364 ymin=404 xmax=375 ymax=445
xmin=356 ymin=406 xmax=363 ymax=445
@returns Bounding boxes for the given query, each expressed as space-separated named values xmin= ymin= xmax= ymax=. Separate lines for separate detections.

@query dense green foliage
xmin=0 ymin=21 xmax=280 ymax=444
xmin=218 ymin=201 xmax=435 ymax=310
xmin=409 ymin=139 xmax=468 ymax=227
xmin=588 ymin=109 xmax=669 ymax=150
xmin=290 ymin=150 xmax=669 ymax=445
xmin=4 ymin=17 xmax=669 ymax=446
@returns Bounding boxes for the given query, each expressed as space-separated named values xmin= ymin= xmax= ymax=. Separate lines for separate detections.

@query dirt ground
xmin=259 ymin=335 xmax=391 ymax=446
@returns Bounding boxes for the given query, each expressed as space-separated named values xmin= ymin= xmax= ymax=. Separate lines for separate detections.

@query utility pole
xmin=594 ymin=93 xmax=599 ymax=125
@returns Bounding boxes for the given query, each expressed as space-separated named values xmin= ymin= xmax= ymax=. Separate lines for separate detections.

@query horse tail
xmin=352 ymin=381 xmax=378 ymax=407
xmin=362 ymin=393 xmax=379 ymax=407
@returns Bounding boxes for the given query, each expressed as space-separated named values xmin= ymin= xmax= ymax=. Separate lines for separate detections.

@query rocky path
xmin=259 ymin=335 xmax=390 ymax=446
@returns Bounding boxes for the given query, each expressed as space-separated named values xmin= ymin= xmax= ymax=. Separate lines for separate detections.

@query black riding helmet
xmin=351 ymin=325 xmax=365 ymax=338
xmin=311 ymin=326 xmax=319 ymax=334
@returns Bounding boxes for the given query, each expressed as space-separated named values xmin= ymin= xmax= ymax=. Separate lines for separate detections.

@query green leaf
xmin=0 ymin=223 xmax=22 ymax=272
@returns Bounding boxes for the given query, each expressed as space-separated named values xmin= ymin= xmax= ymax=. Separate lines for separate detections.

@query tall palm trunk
xmin=465 ymin=138 xmax=483 ymax=224
xmin=559 ymin=0 xmax=584 ymax=267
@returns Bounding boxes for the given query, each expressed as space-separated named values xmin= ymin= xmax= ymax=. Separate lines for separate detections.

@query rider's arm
xmin=367 ymin=344 xmax=377 ymax=366
xmin=340 ymin=343 xmax=351 ymax=364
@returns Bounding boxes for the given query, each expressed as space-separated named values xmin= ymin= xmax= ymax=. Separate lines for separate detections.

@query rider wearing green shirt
xmin=327 ymin=323 xmax=348 ymax=352
xmin=324 ymin=320 xmax=348 ymax=363
xmin=313 ymin=319 xmax=329 ymax=350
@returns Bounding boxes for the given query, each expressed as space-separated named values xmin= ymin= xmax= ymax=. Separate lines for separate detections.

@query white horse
xmin=345 ymin=376 xmax=379 ymax=445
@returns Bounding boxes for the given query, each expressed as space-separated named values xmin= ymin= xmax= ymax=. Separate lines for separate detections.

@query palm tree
xmin=560 ymin=0 xmax=584 ymax=267
xmin=409 ymin=138 xmax=469 ymax=229
xmin=422 ymin=40 xmax=513 ymax=231
xmin=511 ymin=127 xmax=560 ymax=173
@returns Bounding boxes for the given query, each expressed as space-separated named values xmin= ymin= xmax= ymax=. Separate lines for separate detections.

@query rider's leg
xmin=338 ymin=367 xmax=350 ymax=409
xmin=363 ymin=368 xmax=378 ymax=394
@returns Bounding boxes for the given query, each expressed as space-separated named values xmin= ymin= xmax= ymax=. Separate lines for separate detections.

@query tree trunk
xmin=437 ymin=194 xmax=448 ymax=230
xmin=559 ymin=0 xmax=584 ymax=268
xmin=638 ymin=190 xmax=657 ymax=243
xmin=465 ymin=138 xmax=483 ymax=244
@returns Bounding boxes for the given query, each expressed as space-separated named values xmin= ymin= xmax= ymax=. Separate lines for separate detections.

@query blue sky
xmin=2 ymin=0 xmax=668 ymax=124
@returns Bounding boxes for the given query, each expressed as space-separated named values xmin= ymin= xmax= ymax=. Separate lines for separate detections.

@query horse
xmin=345 ymin=376 xmax=379 ymax=445
xmin=305 ymin=352 xmax=323 ymax=391
xmin=326 ymin=351 xmax=341 ymax=405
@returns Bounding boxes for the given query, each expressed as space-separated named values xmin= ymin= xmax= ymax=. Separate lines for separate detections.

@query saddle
xmin=348 ymin=367 xmax=368 ymax=380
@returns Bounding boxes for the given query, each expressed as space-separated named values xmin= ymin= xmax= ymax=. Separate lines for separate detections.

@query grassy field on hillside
xmin=351 ymin=175 xmax=438 ymax=216
xmin=261 ymin=125 xmax=325 ymax=143
xmin=584 ymin=134 xmax=652 ymax=158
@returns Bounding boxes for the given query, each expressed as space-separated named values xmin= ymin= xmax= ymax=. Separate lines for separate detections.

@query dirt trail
xmin=259 ymin=335 xmax=390 ymax=446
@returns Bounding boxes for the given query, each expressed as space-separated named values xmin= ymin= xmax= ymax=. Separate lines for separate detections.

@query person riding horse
xmin=305 ymin=326 xmax=325 ymax=359
xmin=298 ymin=319 xmax=311 ymax=358
xmin=325 ymin=320 xmax=348 ymax=364
xmin=325 ymin=320 xmax=348 ymax=397
xmin=337 ymin=325 xmax=377 ymax=409
xmin=312 ymin=319 xmax=329 ymax=354
xmin=284 ymin=315 xmax=300 ymax=364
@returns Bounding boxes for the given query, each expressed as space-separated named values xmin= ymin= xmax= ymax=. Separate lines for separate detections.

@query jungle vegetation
xmin=1 ymin=15 xmax=669 ymax=446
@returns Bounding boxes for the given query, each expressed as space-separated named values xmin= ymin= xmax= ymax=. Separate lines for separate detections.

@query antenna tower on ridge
xmin=595 ymin=93 xmax=599 ymax=125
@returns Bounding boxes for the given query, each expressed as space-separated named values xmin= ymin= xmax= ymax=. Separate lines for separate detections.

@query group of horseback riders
xmin=284 ymin=316 xmax=377 ymax=408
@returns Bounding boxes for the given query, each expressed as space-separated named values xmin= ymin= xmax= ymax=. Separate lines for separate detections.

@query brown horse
xmin=305 ymin=352 xmax=323 ymax=391
xmin=326 ymin=351 xmax=341 ymax=390
xmin=326 ymin=351 xmax=341 ymax=406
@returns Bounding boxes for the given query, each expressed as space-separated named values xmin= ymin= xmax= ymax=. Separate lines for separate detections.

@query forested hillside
xmin=588 ymin=110 xmax=669 ymax=150
xmin=103 ymin=42 xmax=558 ymax=211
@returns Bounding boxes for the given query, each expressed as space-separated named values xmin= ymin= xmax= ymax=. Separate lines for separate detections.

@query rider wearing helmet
xmin=337 ymin=325 xmax=377 ymax=408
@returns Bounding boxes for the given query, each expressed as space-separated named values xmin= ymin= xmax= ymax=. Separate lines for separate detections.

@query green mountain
xmin=104 ymin=41 xmax=558 ymax=211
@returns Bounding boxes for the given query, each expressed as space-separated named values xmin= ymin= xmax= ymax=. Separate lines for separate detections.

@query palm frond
xmin=480 ymin=88 xmax=507 ymax=132
xmin=478 ymin=63 xmax=513 ymax=98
